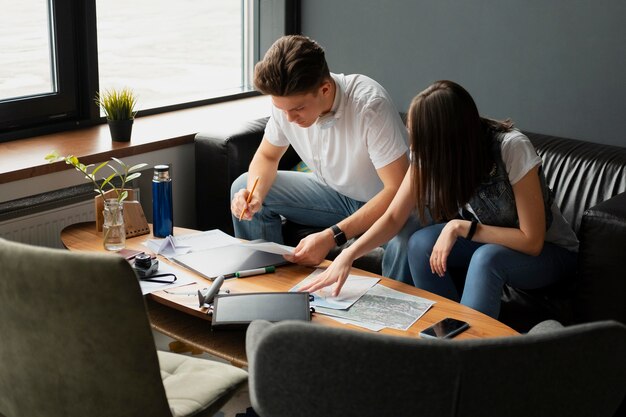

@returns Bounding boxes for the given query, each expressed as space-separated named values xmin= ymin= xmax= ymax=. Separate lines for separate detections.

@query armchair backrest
xmin=246 ymin=320 xmax=626 ymax=417
xmin=0 ymin=238 xmax=172 ymax=417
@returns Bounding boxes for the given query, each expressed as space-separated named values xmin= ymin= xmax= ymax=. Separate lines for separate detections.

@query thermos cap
xmin=153 ymin=165 xmax=171 ymax=181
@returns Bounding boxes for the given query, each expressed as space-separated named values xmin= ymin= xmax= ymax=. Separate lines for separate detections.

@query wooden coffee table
xmin=61 ymin=222 xmax=518 ymax=367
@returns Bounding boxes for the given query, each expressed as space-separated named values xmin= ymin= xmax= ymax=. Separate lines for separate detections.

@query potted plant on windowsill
xmin=96 ymin=87 xmax=138 ymax=142
xmin=45 ymin=151 xmax=148 ymax=250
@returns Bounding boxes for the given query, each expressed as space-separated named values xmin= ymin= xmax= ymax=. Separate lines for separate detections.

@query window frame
xmin=0 ymin=0 xmax=300 ymax=143
xmin=0 ymin=0 xmax=79 ymax=134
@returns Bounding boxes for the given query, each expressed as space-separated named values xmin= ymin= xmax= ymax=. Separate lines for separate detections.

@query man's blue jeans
xmin=407 ymin=223 xmax=578 ymax=318
xmin=231 ymin=171 xmax=420 ymax=283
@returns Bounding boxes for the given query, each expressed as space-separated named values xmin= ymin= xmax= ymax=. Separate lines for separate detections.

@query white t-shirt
xmin=500 ymin=130 xmax=579 ymax=252
xmin=264 ymin=73 xmax=408 ymax=202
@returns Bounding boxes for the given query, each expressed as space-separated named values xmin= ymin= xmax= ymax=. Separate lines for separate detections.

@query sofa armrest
xmin=576 ymin=191 xmax=626 ymax=324
xmin=195 ymin=118 xmax=268 ymax=234
xmin=195 ymin=117 xmax=301 ymax=234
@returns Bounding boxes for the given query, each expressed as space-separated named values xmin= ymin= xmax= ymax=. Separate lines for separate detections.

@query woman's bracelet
xmin=466 ymin=219 xmax=478 ymax=241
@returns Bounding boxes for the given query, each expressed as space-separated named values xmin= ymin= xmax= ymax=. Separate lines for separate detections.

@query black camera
xmin=132 ymin=253 xmax=159 ymax=278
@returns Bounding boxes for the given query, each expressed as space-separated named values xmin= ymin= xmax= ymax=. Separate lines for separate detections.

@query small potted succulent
xmin=95 ymin=87 xmax=138 ymax=142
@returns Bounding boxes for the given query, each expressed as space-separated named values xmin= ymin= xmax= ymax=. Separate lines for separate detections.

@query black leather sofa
xmin=195 ymin=117 xmax=626 ymax=332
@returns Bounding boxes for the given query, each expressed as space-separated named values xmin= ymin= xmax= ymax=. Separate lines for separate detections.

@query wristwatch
xmin=331 ymin=224 xmax=347 ymax=247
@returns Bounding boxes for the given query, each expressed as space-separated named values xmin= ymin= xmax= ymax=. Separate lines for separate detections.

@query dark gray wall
xmin=301 ymin=0 xmax=625 ymax=147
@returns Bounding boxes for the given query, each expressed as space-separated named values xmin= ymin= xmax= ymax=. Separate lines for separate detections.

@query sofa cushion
xmin=575 ymin=192 xmax=626 ymax=323
xmin=527 ymin=132 xmax=626 ymax=233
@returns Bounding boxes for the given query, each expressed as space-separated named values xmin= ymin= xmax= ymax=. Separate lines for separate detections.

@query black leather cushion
xmin=195 ymin=117 xmax=299 ymax=235
xmin=575 ymin=192 xmax=626 ymax=324
xmin=527 ymin=132 xmax=626 ymax=232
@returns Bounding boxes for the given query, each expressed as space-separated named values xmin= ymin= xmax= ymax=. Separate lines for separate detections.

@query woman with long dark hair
xmin=301 ymin=80 xmax=578 ymax=318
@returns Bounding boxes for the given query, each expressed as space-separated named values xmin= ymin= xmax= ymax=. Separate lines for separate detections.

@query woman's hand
xmin=430 ymin=220 xmax=465 ymax=277
xmin=298 ymin=250 xmax=355 ymax=297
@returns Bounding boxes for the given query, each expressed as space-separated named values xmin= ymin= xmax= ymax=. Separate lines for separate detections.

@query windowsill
xmin=0 ymin=95 xmax=270 ymax=185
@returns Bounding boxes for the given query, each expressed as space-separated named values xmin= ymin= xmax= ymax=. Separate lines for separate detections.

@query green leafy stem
xmin=45 ymin=151 xmax=148 ymax=203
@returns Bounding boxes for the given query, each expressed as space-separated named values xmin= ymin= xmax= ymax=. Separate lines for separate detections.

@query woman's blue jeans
xmin=231 ymin=171 xmax=421 ymax=283
xmin=407 ymin=223 xmax=577 ymax=318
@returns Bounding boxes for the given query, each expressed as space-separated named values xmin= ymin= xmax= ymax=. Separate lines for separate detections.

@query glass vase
xmin=103 ymin=199 xmax=125 ymax=250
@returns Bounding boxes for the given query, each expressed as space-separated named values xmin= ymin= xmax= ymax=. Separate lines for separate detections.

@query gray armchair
xmin=0 ymin=238 xmax=248 ymax=417
xmin=246 ymin=319 xmax=626 ymax=417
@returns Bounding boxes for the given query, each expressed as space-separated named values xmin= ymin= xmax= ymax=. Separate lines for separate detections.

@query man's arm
xmin=286 ymin=153 xmax=409 ymax=265
xmin=231 ymin=136 xmax=288 ymax=220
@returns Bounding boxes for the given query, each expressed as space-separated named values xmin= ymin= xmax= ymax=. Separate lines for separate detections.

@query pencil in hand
xmin=239 ymin=176 xmax=260 ymax=221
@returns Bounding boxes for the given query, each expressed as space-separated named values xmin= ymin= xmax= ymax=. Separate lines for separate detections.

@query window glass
xmin=0 ymin=0 xmax=55 ymax=101
xmin=96 ymin=0 xmax=245 ymax=111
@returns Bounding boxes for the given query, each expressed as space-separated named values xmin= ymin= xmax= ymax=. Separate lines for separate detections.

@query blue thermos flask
xmin=152 ymin=165 xmax=173 ymax=237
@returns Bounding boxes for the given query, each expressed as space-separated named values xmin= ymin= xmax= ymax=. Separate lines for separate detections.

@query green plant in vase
xmin=95 ymin=87 xmax=138 ymax=142
xmin=45 ymin=151 xmax=147 ymax=249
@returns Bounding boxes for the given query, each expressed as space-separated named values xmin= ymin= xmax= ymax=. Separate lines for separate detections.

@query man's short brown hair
xmin=254 ymin=35 xmax=331 ymax=96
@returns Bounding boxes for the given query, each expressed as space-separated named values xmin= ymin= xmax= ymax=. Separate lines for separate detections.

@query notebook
xmin=171 ymin=241 xmax=288 ymax=280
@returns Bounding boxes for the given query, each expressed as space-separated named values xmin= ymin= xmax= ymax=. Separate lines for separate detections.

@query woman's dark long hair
xmin=408 ymin=80 xmax=514 ymax=222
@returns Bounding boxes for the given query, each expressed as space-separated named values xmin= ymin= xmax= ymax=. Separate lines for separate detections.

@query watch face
xmin=331 ymin=225 xmax=347 ymax=246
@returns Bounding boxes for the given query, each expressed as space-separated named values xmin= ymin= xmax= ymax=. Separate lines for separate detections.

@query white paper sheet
xmin=239 ymin=241 xmax=296 ymax=255
xmin=290 ymin=268 xmax=379 ymax=310
xmin=138 ymin=261 xmax=197 ymax=295
xmin=173 ymin=229 xmax=240 ymax=251
xmin=145 ymin=229 xmax=240 ymax=258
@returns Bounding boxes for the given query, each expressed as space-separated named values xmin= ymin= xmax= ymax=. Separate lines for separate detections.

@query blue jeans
xmin=231 ymin=171 xmax=421 ymax=283
xmin=407 ymin=223 xmax=577 ymax=318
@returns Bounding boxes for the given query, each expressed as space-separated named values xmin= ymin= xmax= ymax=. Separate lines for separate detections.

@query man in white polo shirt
xmin=230 ymin=35 xmax=419 ymax=283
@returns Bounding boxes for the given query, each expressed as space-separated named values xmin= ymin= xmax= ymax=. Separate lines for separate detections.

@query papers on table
xmin=289 ymin=268 xmax=435 ymax=331
xmin=144 ymin=229 xmax=292 ymax=280
xmin=239 ymin=241 xmax=295 ymax=255
xmin=145 ymin=229 xmax=240 ymax=258
xmin=171 ymin=243 xmax=287 ymax=280
xmin=138 ymin=261 xmax=197 ymax=295
xmin=315 ymin=284 xmax=436 ymax=331
xmin=145 ymin=230 xmax=294 ymax=260
xmin=290 ymin=269 xmax=379 ymax=310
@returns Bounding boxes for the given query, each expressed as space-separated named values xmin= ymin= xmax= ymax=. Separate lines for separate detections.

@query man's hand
xmin=284 ymin=229 xmax=336 ymax=266
xmin=230 ymin=188 xmax=261 ymax=221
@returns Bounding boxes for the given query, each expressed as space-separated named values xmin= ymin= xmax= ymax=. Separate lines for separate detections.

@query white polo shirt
xmin=264 ymin=73 xmax=408 ymax=202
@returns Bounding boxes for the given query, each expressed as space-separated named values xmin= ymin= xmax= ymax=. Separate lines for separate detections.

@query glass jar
xmin=103 ymin=199 xmax=125 ymax=250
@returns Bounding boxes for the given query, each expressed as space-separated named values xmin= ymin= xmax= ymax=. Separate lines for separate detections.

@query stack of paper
xmin=145 ymin=229 xmax=240 ymax=258
xmin=291 ymin=268 xmax=435 ymax=331
xmin=144 ymin=230 xmax=296 ymax=281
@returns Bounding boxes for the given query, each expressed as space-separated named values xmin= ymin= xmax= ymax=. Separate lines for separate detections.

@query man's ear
xmin=318 ymin=79 xmax=332 ymax=97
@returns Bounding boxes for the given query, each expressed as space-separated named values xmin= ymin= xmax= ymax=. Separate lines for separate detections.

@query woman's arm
xmin=472 ymin=165 xmax=546 ymax=254
xmin=285 ymin=153 xmax=408 ymax=266
xmin=429 ymin=166 xmax=547 ymax=276
xmin=299 ymin=169 xmax=417 ymax=296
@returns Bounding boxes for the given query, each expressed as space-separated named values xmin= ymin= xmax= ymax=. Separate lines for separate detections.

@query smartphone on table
xmin=419 ymin=318 xmax=470 ymax=339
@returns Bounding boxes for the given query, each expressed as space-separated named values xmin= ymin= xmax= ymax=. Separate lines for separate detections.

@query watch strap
xmin=331 ymin=224 xmax=347 ymax=246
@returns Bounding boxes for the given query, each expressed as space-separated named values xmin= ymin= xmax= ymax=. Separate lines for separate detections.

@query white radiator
xmin=0 ymin=200 xmax=95 ymax=248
